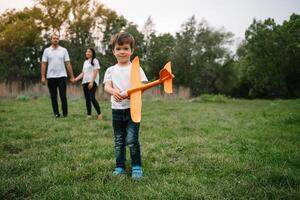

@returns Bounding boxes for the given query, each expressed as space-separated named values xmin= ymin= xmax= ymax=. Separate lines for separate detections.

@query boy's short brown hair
xmin=110 ymin=32 xmax=135 ymax=50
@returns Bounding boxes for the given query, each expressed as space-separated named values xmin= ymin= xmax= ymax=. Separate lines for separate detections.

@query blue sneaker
xmin=112 ymin=167 xmax=125 ymax=176
xmin=132 ymin=166 xmax=143 ymax=180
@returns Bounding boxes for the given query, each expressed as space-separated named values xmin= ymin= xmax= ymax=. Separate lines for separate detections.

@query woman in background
xmin=74 ymin=48 xmax=102 ymax=120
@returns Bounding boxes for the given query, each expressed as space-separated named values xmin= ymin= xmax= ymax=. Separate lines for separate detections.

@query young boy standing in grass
xmin=103 ymin=32 xmax=148 ymax=179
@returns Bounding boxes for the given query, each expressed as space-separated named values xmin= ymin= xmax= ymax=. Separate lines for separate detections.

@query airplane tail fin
xmin=159 ymin=62 xmax=174 ymax=94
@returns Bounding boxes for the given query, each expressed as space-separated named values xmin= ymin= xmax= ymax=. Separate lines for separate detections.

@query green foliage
xmin=144 ymin=33 xmax=175 ymax=80
xmin=236 ymin=14 xmax=300 ymax=98
xmin=0 ymin=8 xmax=43 ymax=80
xmin=125 ymin=23 xmax=146 ymax=60
xmin=68 ymin=0 xmax=95 ymax=46
xmin=172 ymin=16 xmax=234 ymax=96
xmin=97 ymin=9 xmax=128 ymax=76
xmin=36 ymin=0 xmax=71 ymax=33
xmin=281 ymin=14 xmax=300 ymax=97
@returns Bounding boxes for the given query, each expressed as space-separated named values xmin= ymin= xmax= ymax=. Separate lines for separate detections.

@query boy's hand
xmin=120 ymin=91 xmax=128 ymax=99
xmin=112 ymin=89 xmax=123 ymax=102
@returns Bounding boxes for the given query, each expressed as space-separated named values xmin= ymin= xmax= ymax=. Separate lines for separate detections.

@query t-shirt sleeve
xmin=141 ymin=68 xmax=148 ymax=82
xmin=93 ymin=59 xmax=100 ymax=69
xmin=64 ymin=49 xmax=70 ymax=62
xmin=42 ymin=49 xmax=48 ymax=62
xmin=103 ymin=67 xmax=112 ymax=84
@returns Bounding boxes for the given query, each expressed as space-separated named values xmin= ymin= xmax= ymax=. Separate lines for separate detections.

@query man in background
xmin=41 ymin=33 xmax=75 ymax=118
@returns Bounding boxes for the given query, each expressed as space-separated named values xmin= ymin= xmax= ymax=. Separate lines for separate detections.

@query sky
xmin=1 ymin=0 xmax=300 ymax=40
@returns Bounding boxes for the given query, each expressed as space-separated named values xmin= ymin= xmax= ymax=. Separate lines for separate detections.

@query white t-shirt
xmin=103 ymin=63 xmax=148 ymax=109
xmin=82 ymin=58 xmax=100 ymax=86
xmin=42 ymin=46 xmax=70 ymax=78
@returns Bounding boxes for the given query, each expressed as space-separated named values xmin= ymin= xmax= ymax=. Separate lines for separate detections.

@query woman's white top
xmin=82 ymin=58 xmax=100 ymax=86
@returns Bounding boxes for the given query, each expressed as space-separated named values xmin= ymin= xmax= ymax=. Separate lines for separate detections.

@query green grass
xmin=1 ymin=97 xmax=300 ymax=199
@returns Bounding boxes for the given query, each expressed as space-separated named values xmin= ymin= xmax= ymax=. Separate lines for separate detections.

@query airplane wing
xmin=130 ymin=57 xmax=142 ymax=123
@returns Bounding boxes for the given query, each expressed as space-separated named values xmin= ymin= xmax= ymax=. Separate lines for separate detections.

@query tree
xmin=35 ymin=0 xmax=71 ymax=34
xmin=172 ymin=16 xmax=234 ymax=96
xmin=193 ymin=24 xmax=233 ymax=95
xmin=142 ymin=16 xmax=156 ymax=41
xmin=66 ymin=0 xmax=98 ymax=75
xmin=237 ymin=14 xmax=300 ymax=98
xmin=144 ymin=33 xmax=175 ymax=80
xmin=97 ymin=9 xmax=128 ymax=73
xmin=281 ymin=14 xmax=300 ymax=97
xmin=124 ymin=23 xmax=146 ymax=61
xmin=0 ymin=8 xmax=43 ymax=81
xmin=172 ymin=16 xmax=197 ymax=87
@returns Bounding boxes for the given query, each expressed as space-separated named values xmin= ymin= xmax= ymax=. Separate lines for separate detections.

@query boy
xmin=103 ymin=32 xmax=148 ymax=179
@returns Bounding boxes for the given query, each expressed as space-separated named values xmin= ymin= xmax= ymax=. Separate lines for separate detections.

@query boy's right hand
xmin=112 ymin=89 xmax=124 ymax=102
xmin=120 ymin=91 xmax=129 ymax=99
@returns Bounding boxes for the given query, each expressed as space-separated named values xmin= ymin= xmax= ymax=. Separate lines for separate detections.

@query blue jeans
xmin=112 ymin=109 xmax=141 ymax=168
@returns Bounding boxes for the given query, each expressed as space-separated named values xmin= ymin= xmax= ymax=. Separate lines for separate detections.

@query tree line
xmin=0 ymin=0 xmax=299 ymax=98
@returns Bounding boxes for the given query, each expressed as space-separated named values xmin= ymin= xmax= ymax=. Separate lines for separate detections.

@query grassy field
xmin=0 ymin=96 xmax=300 ymax=199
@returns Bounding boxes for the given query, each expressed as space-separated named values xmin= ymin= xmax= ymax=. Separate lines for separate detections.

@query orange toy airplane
xmin=127 ymin=56 xmax=175 ymax=123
